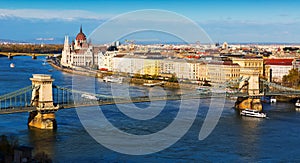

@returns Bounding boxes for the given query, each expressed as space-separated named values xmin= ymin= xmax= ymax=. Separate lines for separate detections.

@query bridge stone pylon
xmin=28 ymin=74 xmax=58 ymax=129
xmin=239 ymin=69 xmax=260 ymax=96
xmin=236 ymin=68 xmax=262 ymax=111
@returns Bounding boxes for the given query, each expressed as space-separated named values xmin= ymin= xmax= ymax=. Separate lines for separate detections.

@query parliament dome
xmin=76 ymin=25 xmax=86 ymax=41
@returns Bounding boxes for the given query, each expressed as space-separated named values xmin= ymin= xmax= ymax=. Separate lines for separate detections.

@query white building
xmin=112 ymin=55 xmax=161 ymax=75
xmin=98 ymin=51 xmax=118 ymax=71
xmin=61 ymin=26 xmax=102 ymax=69
xmin=160 ymin=59 xmax=207 ymax=80
xmin=264 ymin=59 xmax=294 ymax=82
xmin=293 ymin=58 xmax=300 ymax=71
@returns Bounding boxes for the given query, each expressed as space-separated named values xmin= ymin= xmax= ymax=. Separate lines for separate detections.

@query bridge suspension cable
xmin=260 ymin=79 xmax=300 ymax=92
xmin=0 ymin=85 xmax=33 ymax=112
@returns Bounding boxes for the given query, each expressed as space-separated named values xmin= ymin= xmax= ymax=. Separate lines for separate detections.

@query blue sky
xmin=0 ymin=0 xmax=300 ymax=43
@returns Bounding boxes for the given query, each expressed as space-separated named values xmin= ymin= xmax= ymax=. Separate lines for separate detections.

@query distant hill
xmin=0 ymin=38 xmax=65 ymax=45
xmin=0 ymin=39 xmax=28 ymax=44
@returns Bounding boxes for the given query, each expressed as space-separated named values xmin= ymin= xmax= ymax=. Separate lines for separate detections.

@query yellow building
xmin=230 ymin=56 xmax=264 ymax=77
xmin=207 ymin=61 xmax=240 ymax=84
xmin=143 ymin=58 xmax=161 ymax=76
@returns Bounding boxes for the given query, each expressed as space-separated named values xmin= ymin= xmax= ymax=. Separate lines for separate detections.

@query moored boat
xmin=143 ymin=82 xmax=164 ymax=87
xmin=103 ymin=76 xmax=123 ymax=83
xmin=295 ymin=99 xmax=300 ymax=111
xmin=196 ymin=86 xmax=210 ymax=93
xmin=270 ymin=96 xmax=277 ymax=103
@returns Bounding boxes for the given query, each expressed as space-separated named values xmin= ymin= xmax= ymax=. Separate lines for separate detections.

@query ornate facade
xmin=61 ymin=26 xmax=100 ymax=68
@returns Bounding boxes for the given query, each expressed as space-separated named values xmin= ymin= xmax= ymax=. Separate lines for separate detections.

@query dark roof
xmin=134 ymin=52 xmax=161 ymax=56
xmin=107 ymin=46 xmax=118 ymax=51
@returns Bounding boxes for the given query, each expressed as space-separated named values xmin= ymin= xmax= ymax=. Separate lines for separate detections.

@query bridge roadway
xmin=0 ymin=92 xmax=231 ymax=114
xmin=0 ymin=52 xmax=52 ymax=58
xmin=1 ymin=92 xmax=300 ymax=115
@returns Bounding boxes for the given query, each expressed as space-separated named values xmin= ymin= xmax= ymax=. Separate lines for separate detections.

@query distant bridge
xmin=0 ymin=52 xmax=53 ymax=59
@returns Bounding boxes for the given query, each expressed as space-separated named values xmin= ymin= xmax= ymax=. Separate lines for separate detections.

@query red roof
xmin=264 ymin=59 xmax=293 ymax=65
xmin=76 ymin=25 xmax=86 ymax=41
xmin=76 ymin=33 xmax=86 ymax=41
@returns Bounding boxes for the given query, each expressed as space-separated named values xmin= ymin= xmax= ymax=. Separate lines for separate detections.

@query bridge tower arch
xmin=28 ymin=74 xmax=58 ymax=129
xmin=239 ymin=69 xmax=260 ymax=95
xmin=236 ymin=69 xmax=263 ymax=111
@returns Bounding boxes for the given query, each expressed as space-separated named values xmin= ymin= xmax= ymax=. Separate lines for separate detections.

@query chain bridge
xmin=0 ymin=74 xmax=299 ymax=129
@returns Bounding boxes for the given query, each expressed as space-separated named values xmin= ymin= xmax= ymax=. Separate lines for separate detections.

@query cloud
xmin=0 ymin=9 xmax=112 ymax=21
xmin=36 ymin=38 xmax=54 ymax=41
xmin=278 ymin=14 xmax=289 ymax=17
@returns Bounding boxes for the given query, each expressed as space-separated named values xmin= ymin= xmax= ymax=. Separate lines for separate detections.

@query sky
xmin=0 ymin=0 xmax=300 ymax=44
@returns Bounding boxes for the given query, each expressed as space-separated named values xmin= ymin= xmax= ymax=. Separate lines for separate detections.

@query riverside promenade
xmin=47 ymin=57 xmax=198 ymax=90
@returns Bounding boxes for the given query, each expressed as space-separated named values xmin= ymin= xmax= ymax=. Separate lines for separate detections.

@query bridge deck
xmin=0 ymin=93 xmax=229 ymax=114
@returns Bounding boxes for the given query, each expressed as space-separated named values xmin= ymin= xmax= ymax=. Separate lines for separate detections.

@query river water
xmin=0 ymin=56 xmax=299 ymax=162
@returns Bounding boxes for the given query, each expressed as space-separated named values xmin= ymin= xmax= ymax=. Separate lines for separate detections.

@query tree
xmin=0 ymin=135 xmax=19 ymax=162
xmin=282 ymin=68 xmax=300 ymax=88
xmin=168 ymin=75 xmax=178 ymax=83
xmin=34 ymin=152 xmax=53 ymax=163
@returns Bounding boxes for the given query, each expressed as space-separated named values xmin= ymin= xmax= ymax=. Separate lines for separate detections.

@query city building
xmin=264 ymin=58 xmax=294 ymax=82
xmin=230 ymin=56 xmax=264 ymax=77
xmin=206 ymin=61 xmax=240 ymax=84
xmin=160 ymin=59 xmax=204 ymax=80
xmin=293 ymin=58 xmax=300 ymax=71
xmin=98 ymin=50 xmax=118 ymax=71
xmin=112 ymin=55 xmax=145 ymax=75
xmin=61 ymin=26 xmax=102 ymax=68
xmin=112 ymin=55 xmax=162 ymax=76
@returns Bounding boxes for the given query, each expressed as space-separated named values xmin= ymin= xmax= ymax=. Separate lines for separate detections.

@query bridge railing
xmin=0 ymin=85 xmax=33 ymax=112
xmin=260 ymin=79 xmax=300 ymax=95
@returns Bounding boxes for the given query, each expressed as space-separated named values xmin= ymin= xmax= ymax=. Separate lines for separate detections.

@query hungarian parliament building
xmin=61 ymin=26 xmax=117 ymax=70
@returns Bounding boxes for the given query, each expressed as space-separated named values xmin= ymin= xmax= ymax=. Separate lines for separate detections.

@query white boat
xmin=81 ymin=94 xmax=98 ymax=100
xmin=143 ymin=83 xmax=157 ymax=87
xmin=143 ymin=82 xmax=164 ymax=87
xmin=196 ymin=86 xmax=210 ymax=93
xmin=103 ymin=76 xmax=123 ymax=83
xmin=240 ymin=109 xmax=267 ymax=118
xmin=296 ymin=100 xmax=300 ymax=111
xmin=10 ymin=63 xmax=15 ymax=68
xmin=270 ymin=96 xmax=277 ymax=103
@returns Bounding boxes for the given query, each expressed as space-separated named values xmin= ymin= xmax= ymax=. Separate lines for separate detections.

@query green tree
xmin=282 ymin=68 xmax=300 ymax=88
xmin=168 ymin=75 xmax=178 ymax=83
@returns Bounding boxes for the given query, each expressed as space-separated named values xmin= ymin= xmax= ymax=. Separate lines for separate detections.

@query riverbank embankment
xmin=47 ymin=59 xmax=198 ymax=90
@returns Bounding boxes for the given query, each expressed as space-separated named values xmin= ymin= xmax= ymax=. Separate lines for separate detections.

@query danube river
xmin=0 ymin=56 xmax=300 ymax=162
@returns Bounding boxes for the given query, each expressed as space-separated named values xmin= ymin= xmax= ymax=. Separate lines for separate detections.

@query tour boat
xmin=296 ymin=99 xmax=300 ymax=111
xmin=240 ymin=109 xmax=267 ymax=118
xmin=10 ymin=63 xmax=15 ymax=68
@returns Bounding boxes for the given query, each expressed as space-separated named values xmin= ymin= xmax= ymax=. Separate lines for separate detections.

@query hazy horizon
xmin=1 ymin=0 xmax=300 ymax=44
